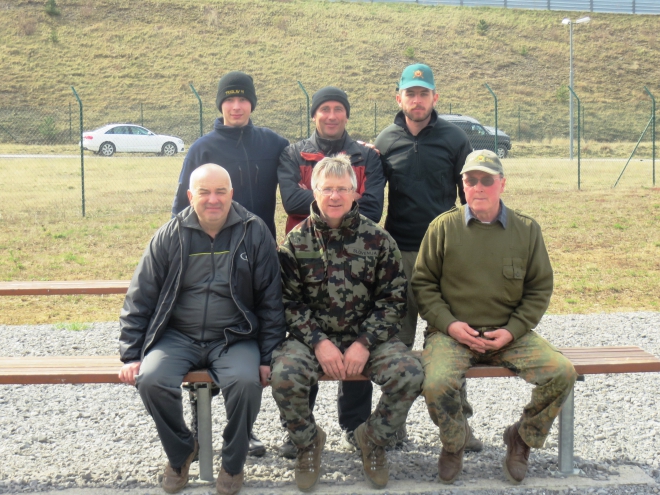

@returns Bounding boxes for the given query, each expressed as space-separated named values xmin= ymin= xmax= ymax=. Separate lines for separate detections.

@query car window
xmin=472 ymin=125 xmax=487 ymax=136
xmin=132 ymin=126 xmax=150 ymax=135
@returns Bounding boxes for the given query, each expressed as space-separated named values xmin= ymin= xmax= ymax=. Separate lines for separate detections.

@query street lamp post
xmin=562 ymin=16 xmax=590 ymax=160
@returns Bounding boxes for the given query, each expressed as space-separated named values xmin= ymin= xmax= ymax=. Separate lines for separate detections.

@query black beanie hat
xmin=216 ymin=71 xmax=257 ymax=111
xmin=310 ymin=86 xmax=350 ymax=119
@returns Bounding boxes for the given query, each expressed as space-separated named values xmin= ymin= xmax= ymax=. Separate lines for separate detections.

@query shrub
xmin=476 ymin=19 xmax=489 ymax=35
xmin=38 ymin=116 xmax=58 ymax=143
xmin=556 ymin=84 xmax=569 ymax=103
xmin=404 ymin=47 xmax=415 ymax=59
xmin=44 ymin=0 xmax=61 ymax=17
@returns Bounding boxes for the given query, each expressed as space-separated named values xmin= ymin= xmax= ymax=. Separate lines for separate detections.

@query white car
xmin=81 ymin=124 xmax=185 ymax=157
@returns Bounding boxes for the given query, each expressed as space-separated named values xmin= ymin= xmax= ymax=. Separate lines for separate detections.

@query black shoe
xmin=248 ymin=432 xmax=266 ymax=457
xmin=278 ymin=435 xmax=297 ymax=459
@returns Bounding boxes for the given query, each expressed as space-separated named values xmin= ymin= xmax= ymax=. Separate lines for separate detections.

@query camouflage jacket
xmin=278 ymin=201 xmax=407 ymax=351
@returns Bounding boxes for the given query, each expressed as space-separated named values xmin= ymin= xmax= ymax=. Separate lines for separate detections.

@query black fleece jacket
xmin=171 ymin=118 xmax=289 ymax=238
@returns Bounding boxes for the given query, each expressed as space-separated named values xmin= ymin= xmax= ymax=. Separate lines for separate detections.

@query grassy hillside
xmin=1 ymin=0 xmax=659 ymax=144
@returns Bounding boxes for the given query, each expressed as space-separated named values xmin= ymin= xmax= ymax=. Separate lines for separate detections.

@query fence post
xmin=299 ymin=103 xmax=303 ymax=140
xmin=297 ymin=81 xmax=310 ymax=138
xmin=449 ymin=102 xmax=452 ymax=114
xmin=190 ymin=84 xmax=203 ymax=138
xmin=71 ymin=86 xmax=85 ymax=217
xmin=568 ymin=86 xmax=581 ymax=190
xmin=374 ymin=102 xmax=377 ymax=138
xmin=140 ymin=102 xmax=144 ymax=127
xmin=644 ymin=86 xmax=656 ymax=186
xmin=518 ymin=105 xmax=521 ymax=141
xmin=484 ymin=83 xmax=498 ymax=156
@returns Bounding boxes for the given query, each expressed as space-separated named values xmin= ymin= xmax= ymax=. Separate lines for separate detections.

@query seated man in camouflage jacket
xmin=270 ymin=154 xmax=424 ymax=492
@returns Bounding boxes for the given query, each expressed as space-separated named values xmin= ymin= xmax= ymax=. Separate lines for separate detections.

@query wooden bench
xmin=2 ymin=280 xmax=660 ymax=481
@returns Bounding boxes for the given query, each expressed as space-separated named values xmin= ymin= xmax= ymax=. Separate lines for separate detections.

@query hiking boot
xmin=354 ymin=423 xmax=389 ymax=489
xmin=216 ymin=466 xmax=243 ymax=495
xmin=464 ymin=425 xmax=484 ymax=452
xmin=161 ymin=440 xmax=198 ymax=493
xmin=248 ymin=432 xmax=266 ymax=457
xmin=438 ymin=446 xmax=464 ymax=484
xmin=278 ymin=434 xmax=297 ymax=460
xmin=502 ymin=422 xmax=530 ymax=484
xmin=295 ymin=427 xmax=326 ymax=492
xmin=438 ymin=425 xmax=470 ymax=484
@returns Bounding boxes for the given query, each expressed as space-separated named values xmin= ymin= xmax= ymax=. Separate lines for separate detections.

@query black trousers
xmin=280 ymin=380 xmax=373 ymax=433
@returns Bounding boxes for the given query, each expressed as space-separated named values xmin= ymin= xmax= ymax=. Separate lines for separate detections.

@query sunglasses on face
xmin=463 ymin=175 xmax=497 ymax=187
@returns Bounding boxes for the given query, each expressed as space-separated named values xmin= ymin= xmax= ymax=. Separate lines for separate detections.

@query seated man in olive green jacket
xmin=411 ymin=149 xmax=577 ymax=485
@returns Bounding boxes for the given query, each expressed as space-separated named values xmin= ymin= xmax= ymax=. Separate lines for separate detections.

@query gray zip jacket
xmin=119 ymin=202 xmax=285 ymax=366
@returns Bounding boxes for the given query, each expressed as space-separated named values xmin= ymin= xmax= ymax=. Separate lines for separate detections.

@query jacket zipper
xmin=200 ymin=235 xmax=216 ymax=342
xmin=224 ymin=219 xmax=252 ymax=345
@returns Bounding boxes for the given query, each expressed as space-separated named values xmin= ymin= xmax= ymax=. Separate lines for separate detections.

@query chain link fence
xmin=0 ymin=87 xmax=656 ymax=220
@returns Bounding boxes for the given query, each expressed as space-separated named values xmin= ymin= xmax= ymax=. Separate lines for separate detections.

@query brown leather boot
xmin=295 ymin=427 xmax=326 ymax=492
xmin=503 ymin=422 xmax=530 ymax=484
xmin=161 ymin=440 xmax=199 ymax=493
xmin=438 ymin=424 xmax=470 ymax=484
xmin=216 ymin=466 xmax=244 ymax=495
xmin=354 ymin=423 xmax=389 ymax=488
xmin=464 ymin=424 xmax=484 ymax=452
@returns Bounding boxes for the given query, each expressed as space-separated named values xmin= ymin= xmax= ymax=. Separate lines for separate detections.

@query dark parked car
xmin=438 ymin=114 xmax=511 ymax=158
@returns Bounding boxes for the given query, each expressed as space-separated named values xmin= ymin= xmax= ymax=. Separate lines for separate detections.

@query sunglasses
xmin=463 ymin=176 xmax=498 ymax=187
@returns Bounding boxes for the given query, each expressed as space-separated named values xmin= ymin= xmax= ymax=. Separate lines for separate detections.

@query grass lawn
xmin=0 ymin=155 xmax=658 ymax=324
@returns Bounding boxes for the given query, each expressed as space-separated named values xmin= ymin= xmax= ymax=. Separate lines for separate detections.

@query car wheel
xmin=496 ymin=145 xmax=508 ymax=159
xmin=162 ymin=142 xmax=177 ymax=156
xmin=99 ymin=142 xmax=115 ymax=157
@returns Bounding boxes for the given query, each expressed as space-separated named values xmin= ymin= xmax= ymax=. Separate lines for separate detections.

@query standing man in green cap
xmin=374 ymin=63 xmax=483 ymax=451
xmin=171 ymin=71 xmax=290 ymax=458
xmin=412 ymin=150 xmax=577 ymax=484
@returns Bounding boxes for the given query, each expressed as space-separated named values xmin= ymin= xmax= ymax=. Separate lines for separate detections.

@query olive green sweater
xmin=411 ymin=205 xmax=553 ymax=341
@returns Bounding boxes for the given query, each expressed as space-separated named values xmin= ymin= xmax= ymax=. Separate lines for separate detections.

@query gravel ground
xmin=0 ymin=312 xmax=659 ymax=494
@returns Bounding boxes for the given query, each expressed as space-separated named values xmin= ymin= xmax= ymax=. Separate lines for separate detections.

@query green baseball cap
xmin=398 ymin=64 xmax=435 ymax=91
xmin=460 ymin=149 xmax=504 ymax=175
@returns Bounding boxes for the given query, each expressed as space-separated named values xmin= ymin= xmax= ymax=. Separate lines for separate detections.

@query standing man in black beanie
xmin=171 ymin=71 xmax=289 ymax=458
xmin=277 ymin=86 xmax=386 ymax=457
xmin=172 ymin=71 xmax=289 ymax=240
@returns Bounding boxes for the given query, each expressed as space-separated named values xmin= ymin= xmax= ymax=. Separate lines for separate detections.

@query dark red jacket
xmin=277 ymin=132 xmax=385 ymax=233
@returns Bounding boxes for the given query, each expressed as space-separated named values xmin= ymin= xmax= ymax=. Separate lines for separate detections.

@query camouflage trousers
xmin=422 ymin=331 xmax=577 ymax=452
xmin=271 ymin=337 xmax=424 ymax=448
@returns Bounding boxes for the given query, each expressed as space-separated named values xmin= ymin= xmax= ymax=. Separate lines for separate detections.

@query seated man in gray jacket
xmin=119 ymin=164 xmax=285 ymax=495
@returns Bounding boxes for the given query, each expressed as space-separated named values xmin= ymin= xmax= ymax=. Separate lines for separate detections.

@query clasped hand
xmin=447 ymin=321 xmax=513 ymax=353
xmin=314 ymin=339 xmax=369 ymax=380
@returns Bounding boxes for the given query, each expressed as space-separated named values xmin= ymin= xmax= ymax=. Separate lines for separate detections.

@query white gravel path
xmin=0 ymin=313 xmax=659 ymax=495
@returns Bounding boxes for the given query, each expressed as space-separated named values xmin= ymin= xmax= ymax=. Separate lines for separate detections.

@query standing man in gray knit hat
xmin=171 ymin=71 xmax=289 ymax=458
xmin=276 ymin=86 xmax=386 ymax=457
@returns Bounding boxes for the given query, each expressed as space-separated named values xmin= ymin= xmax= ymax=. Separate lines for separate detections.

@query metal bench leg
xmin=195 ymin=383 xmax=214 ymax=482
xmin=558 ymin=385 xmax=577 ymax=475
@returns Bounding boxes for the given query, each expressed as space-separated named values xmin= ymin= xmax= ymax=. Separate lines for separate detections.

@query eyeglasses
xmin=315 ymin=187 xmax=354 ymax=196
xmin=463 ymin=176 xmax=498 ymax=187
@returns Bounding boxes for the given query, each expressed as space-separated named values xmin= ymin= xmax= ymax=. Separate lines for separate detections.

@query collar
xmin=464 ymin=200 xmax=508 ymax=228
xmin=395 ymin=109 xmax=438 ymax=135
xmin=309 ymin=200 xmax=361 ymax=234
xmin=311 ymin=131 xmax=348 ymax=156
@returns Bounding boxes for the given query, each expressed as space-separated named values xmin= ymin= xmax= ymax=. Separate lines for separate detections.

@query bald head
xmin=189 ymin=163 xmax=232 ymax=193
xmin=187 ymin=163 xmax=234 ymax=237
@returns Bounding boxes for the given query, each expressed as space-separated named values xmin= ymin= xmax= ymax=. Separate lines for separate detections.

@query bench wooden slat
xmin=0 ymin=281 xmax=129 ymax=296
xmin=1 ymin=346 xmax=659 ymax=385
